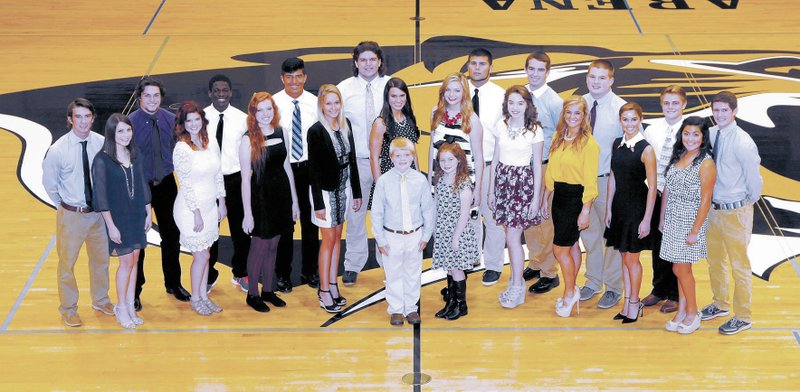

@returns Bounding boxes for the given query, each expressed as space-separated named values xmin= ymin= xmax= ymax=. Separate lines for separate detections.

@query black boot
xmin=435 ymin=277 xmax=455 ymax=318
xmin=440 ymin=275 xmax=453 ymax=302
xmin=444 ymin=280 xmax=468 ymax=320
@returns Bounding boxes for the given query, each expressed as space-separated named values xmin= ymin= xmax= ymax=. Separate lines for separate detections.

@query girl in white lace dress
xmin=172 ymin=102 xmax=227 ymax=316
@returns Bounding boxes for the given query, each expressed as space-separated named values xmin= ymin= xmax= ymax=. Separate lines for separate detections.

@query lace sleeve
xmin=90 ymin=153 xmax=110 ymax=212
xmin=173 ymin=142 xmax=198 ymax=211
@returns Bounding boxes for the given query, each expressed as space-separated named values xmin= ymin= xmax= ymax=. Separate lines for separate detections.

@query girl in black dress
xmin=240 ymin=92 xmax=300 ymax=312
xmin=603 ymin=102 xmax=657 ymax=323
xmin=92 ymin=114 xmax=151 ymax=329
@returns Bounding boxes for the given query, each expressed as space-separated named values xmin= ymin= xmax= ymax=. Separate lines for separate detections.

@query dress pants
xmin=344 ymin=158 xmax=374 ymax=272
xmin=136 ymin=173 xmax=182 ymax=296
xmin=209 ymin=172 xmax=251 ymax=281
xmin=480 ymin=162 xmax=507 ymax=272
xmin=276 ymin=161 xmax=320 ymax=279
xmin=523 ymin=168 xmax=558 ymax=279
xmin=648 ymin=193 xmax=678 ymax=300
xmin=580 ymin=175 xmax=622 ymax=294
xmin=56 ymin=207 xmax=111 ymax=315
xmin=707 ymin=205 xmax=754 ymax=322
xmin=381 ymin=230 xmax=423 ymax=316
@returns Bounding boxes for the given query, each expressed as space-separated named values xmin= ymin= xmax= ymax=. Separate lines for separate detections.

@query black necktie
xmin=150 ymin=115 xmax=163 ymax=183
xmin=713 ymin=128 xmax=721 ymax=158
xmin=80 ymin=140 xmax=92 ymax=209
xmin=590 ymin=100 xmax=598 ymax=133
xmin=472 ymin=88 xmax=480 ymax=116
xmin=216 ymin=113 xmax=224 ymax=151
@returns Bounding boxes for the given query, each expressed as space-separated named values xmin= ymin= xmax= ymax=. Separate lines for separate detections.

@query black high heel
xmin=614 ymin=296 xmax=630 ymax=320
xmin=329 ymin=282 xmax=347 ymax=306
xmin=622 ymin=299 xmax=644 ymax=324
xmin=318 ymin=289 xmax=342 ymax=313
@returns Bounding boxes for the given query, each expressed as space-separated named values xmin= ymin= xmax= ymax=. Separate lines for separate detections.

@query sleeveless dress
xmin=432 ymin=178 xmax=479 ymax=270
xmin=172 ymin=139 xmax=225 ymax=252
xmin=660 ymin=154 xmax=712 ymax=264
xmin=368 ymin=118 xmax=419 ymax=209
xmin=604 ymin=137 xmax=653 ymax=253
xmin=430 ymin=112 xmax=475 ymax=184
xmin=250 ymin=129 xmax=294 ymax=239
xmin=91 ymin=152 xmax=151 ymax=256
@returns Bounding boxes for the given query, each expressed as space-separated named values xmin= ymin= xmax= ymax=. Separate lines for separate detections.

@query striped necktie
xmin=291 ymin=100 xmax=303 ymax=160
xmin=365 ymin=83 xmax=375 ymax=130
xmin=657 ymin=126 xmax=674 ymax=193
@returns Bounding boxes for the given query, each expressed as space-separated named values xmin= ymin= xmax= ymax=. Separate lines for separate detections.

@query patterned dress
xmin=493 ymin=122 xmax=544 ymax=229
xmin=368 ymin=118 xmax=419 ymax=209
xmin=660 ymin=154 xmax=712 ymax=264
xmin=432 ymin=178 xmax=480 ymax=270
xmin=430 ymin=112 xmax=475 ymax=184
xmin=310 ymin=129 xmax=351 ymax=228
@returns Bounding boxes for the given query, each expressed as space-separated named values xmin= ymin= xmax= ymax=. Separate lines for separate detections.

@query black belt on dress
xmin=61 ymin=201 xmax=93 ymax=213
xmin=383 ymin=225 xmax=423 ymax=235
xmin=541 ymin=159 xmax=549 ymax=165
xmin=712 ymin=200 xmax=747 ymax=210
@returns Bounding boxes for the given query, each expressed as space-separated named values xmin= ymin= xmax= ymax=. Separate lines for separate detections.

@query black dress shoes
xmin=300 ymin=273 xmax=320 ymax=289
xmin=276 ymin=276 xmax=293 ymax=293
xmin=133 ymin=296 xmax=142 ymax=311
xmin=528 ymin=276 xmax=560 ymax=294
xmin=247 ymin=294 xmax=270 ymax=313
xmin=523 ymin=267 xmax=541 ymax=281
xmin=166 ymin=286 xmax=191 ymax=302
xmin=261 ymin=292 xmax=287 ymax=307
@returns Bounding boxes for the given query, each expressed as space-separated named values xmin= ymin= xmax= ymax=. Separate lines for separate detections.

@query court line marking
xmin=793 ymin=330 xmax=800 ymax=345
xmin=622 ymin=0 xmax=644 ymax=35
xmin=142 ymin=0 xmax=167 ymax=36
xmin=2 ymin=325 xmax=797 ymax=335
xmin=0 ymin=235 xmax=55 ymax=333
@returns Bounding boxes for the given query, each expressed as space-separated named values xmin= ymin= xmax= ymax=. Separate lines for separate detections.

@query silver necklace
xmin=121 ymin=163 xmax=134 ymax=199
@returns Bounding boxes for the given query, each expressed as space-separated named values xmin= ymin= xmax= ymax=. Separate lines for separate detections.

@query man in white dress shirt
xmin=641 ymin=85 xmax=685 ymax=313
xmin=274 ymin=57 xmax=320 ymax=292
xmin=466 ymin=48 xmax=507 ymax=287
xmin=580 ymin=60 xmax=625 ymax=309
xmin=42 ymin=98 xmax=114 ymax=327
xmin=522 ymin=51 xmax=564 ymax=295
xmin=205 ymin=74 xmax=251 ymax=294
xmin=337 ymin=41 xmax=391 ymax=286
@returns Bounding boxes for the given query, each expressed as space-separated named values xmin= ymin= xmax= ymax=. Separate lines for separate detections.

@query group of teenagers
xmin=44 ymin=41 xmax=762 ymax=335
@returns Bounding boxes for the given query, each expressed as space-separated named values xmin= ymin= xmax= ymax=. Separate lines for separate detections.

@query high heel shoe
xmin=114 ymin=304 xmax=135 ymax=329
xmin=677 ymin=312 xmax=702 ymax=334
xmin=556 ymin=288 xmax=580 ymax=317
xmin=613 ymin=296 xmax=630 ymax=320
xmin=329 ymin=282 xmax=346 ymax=306
xmin=622 ymin=299 xmax=644 ymax=324
xmin=499 ymin=285 xmax=525 ymax=308
xmin=127 ymin=302 xmax=144 ymax=325
xmin=666 ymin=312 xmax=687 ymax=332
xmin=191 ymin=299 xmax=212 ymax=316
xmin=318 ymin=289 xmax=342 ymax=314
xmin=203 ymin=298 xmax=223 ymax=313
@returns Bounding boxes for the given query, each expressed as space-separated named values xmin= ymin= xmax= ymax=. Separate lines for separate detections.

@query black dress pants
xmin=209 ymin=172 xmax=251 ymax=282
xmin=276 ymin=161 xmax=320 ymax=279
xmin=136 ymin=173 xmax=182 ymax=296
xmin=649 ymin=193 xmax=679 ymax=301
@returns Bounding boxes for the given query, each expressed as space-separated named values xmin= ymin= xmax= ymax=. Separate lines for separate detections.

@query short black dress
xmin=368 ymin=118 xmax=419 ymax=209
xmin=604 ymin=137 xmax=653 ymax=253
xmin=250 ymin=129 xmax=294 ymax=239
xmin=91 ymin=152 xmax=151 ymax=256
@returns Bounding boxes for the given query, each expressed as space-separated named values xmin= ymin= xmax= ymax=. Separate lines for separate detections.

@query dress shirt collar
xmin=527 ymin=83 xmax=549 ymax=99
xmin=618 ymin=132 xmax=645 ymax=148
xmin=587 ymin=90 xmax=613 ymax=106
xmin=718 ymin=120 xmax=738 ymax=135
xmin=357 ymin=74 xmax=380 ymax=88
xmin=68 ymin=129 xmax=91 ymax=143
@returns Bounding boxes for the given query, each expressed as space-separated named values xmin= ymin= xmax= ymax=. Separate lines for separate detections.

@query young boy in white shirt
xmin=371 ymin=137 xmax=434 ymax=326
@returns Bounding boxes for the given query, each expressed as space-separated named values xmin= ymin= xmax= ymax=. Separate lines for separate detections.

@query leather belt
xmin=61 ymin=201 xmax=93 ymax=213
xmin=485 ymin=161 xmax=492 ymax=167
xmin=598 ymin=173 xmax=610 ymax=178
xmin=541 ymin=159 xmax=549 ymax=165
xmin=383 ymin=225 xmax=423 ymax=235
xmin=291 ymin=161 xmax=309 ymax=168
xmin=712 ymin=200 xmax=746 ymax=210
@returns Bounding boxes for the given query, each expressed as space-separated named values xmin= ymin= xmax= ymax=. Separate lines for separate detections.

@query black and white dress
xmin=660 ymin=154 xmax=712 ymax=264
xmin=430 ymin=112 xmax=475 ymax=184
xmin=432 ymin=178 xmax=480 ymax=270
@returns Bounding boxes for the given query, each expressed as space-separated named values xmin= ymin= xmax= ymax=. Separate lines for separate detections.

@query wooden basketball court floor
xmin=1 ymin=1 xmax=799 ymax=390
